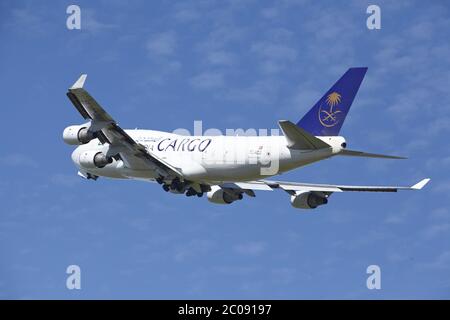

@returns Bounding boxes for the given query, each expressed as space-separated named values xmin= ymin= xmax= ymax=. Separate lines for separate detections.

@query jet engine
xmin=63 ymin=125 xmax=96 ymax=145
xmin=207 ymin=186 xmax=243 ymax=204
xmin=290 ymin=191 xmax=328 ymax=209
xmin=79 ymin=150 xmax=113 ymax=169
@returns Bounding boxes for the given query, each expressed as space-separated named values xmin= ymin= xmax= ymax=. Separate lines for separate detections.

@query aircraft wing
xmin=216 ymin=178 xmax=429 ymax=208
xmin=220 ymin=178 xmax=431 ymax=194
xmin=67 ymin=74 xmax=182 ymax=178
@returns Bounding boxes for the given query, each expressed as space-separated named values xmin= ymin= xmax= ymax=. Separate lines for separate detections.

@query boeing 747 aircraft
xmin=63 ymin=68 xmax=429 ymax=209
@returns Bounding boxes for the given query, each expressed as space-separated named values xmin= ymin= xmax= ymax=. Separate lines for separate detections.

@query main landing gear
xmin=186 ymin=187 xmax=203 ymax=197
xmin=156 ymin=176 xmax=208 ymax=198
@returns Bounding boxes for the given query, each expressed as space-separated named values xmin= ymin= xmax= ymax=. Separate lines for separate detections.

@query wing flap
xmin=221 ymin=182 xmax=273 ymax=191
xmin=279 ymin=184 xmax=342 ymax=193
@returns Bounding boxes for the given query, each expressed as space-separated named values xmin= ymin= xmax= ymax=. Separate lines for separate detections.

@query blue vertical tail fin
xmin=297 ymin=67 xmax=367 ymax=136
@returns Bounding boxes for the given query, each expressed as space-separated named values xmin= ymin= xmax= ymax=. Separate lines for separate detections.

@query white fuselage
xmin=71 ymin=129 xmax=346 ymax=183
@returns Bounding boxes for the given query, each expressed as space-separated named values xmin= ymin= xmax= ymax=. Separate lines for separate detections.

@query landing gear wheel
xmin=185 ymin=187 xmax=197 ymax=197
xmin=170 ymin=178 xmax=181 ymax=190
xmin=86 ymin=173 xmax=98 ymax=180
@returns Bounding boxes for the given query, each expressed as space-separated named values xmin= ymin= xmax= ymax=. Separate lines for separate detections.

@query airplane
xmin=63 ymin=67 xmax=430 ymax=209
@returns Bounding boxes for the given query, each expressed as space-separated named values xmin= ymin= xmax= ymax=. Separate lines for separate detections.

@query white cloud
xmin=271 ymin=267 xmax=296 ymax=284
xmin=196 ymin=24 xmax=247 ymax=52
xmin=174 ymin=239 xmax=214 ymax=262
xmin=226 ymin=79 xmax=280 ymax=104
xmin=214 ymin=265 xmax=260 ymax=276
xmin=207 ymin=51 xmax=236 ymax=66
xmin=234 ymin=241 xmax=266 ymax=256
xmin=431 ymin=182 xmax=450 ymax=194
xmin=426 ymin=156 xmax=450 ymax=172
xmin=50 ymin=174 xmax=80 ymax=188
xmin=189 ymin=72 xmax=224 ymax=90
xmin=289 ymin=87 xmax=320 ymax=113
xmin=421 ymin=223 xmax=450 ymax=239
xmin=83 ymin=9 xmax=118 ymax=34
xmin=420 ymin=250 xmax=450 ymax=270
xmin=173 ymin=6 xmax=200 ymax=23
xmin=142 ymin=31 xmax=181 ymax=84
xmin=430 ymin=207 xmax=450 ymax=220
xmin=251 ymin=30 xmax=297 ymax=74
xmin=128 ymin=217 xmax=153 ymax=232
xmin=0 ymin=154 xmax=38 ymax=168
xmin=5 ymin=5 xmax=51 ymax=36
xmin=387 ymin=87 xmax=431 ymax=121
xmin=260 ymin=7 xmax=279 ymax=19
xmin=251 ymin=41 xmax=297 ymax=73
xmin=146 ymin=31 xmax=177 ymax=56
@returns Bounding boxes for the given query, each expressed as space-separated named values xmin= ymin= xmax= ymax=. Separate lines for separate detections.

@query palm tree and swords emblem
xmin=318 ymin=92 xmax=342 ymax=127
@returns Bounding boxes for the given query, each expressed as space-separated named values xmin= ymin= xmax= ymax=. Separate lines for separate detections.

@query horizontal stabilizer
xmin=278 ymin=120 xmax=330 ymax=150
xmin=340 ymin=149 xmax=406 ymax=160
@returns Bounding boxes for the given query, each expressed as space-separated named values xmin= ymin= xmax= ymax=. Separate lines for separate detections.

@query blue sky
xmin=0 ymin=0 xmax=449 ymax=299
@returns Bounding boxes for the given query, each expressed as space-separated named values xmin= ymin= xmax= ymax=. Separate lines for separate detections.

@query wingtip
xmin=411 ymin=178 xmax=431 ymax=190
xmin=70 ymin=74 xmax=87 ymax=89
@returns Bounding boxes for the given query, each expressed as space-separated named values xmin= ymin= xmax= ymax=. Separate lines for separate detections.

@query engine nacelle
xmin=290 ymin=191 xmax=328 ymax=209
xmin=79 ymin=150 xmax=113 ymax=169
xmin=63 ymin=125 xmax=96 ymax=145
xmin=207 ymin=186 xmax=243 ymax=204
